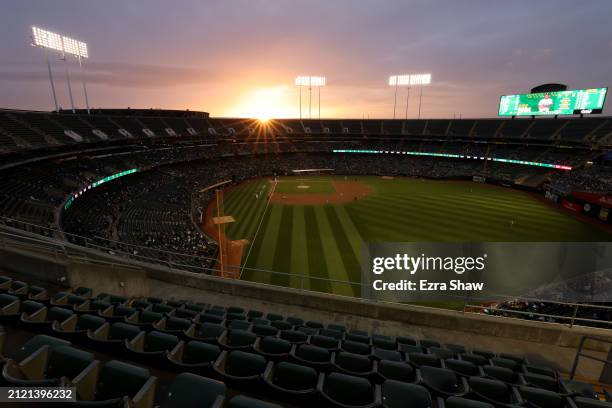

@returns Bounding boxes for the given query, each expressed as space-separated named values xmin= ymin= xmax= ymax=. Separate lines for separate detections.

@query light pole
xmin=295 ymin=76 xmax=326 ymax=120
xmin=389 ymin=73 xmax=431 ymax=120
xmin=31 ymin=26 xmax=90 ymax=113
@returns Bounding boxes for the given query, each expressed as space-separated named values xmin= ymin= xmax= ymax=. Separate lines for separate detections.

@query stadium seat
xmin=252 ymin=324 xmax=278 ymax=337
xmin=291 ymin=344 xmax=332 ymax=369
xmin=446 ymin=344 xmax=468 ymax=354
xmin=272 ymin=320 xmax=293 ymax=331
xmin=381 ymin=381 xmax=431 ymax=408
xmin=266 ymin=313 xmax=284 ymax=322
xmin=519 ymin=386 xmax=571 ymax=408
xmin=445 ymin=396 xmax=495 ymax=408
xmin=306 ymin=320 xmax=325 ymax=329
xmin=74 ymin=299 xmax=112 ymax=314
xmin=125 ymin=330 xmax=180 ymax=364
xmin=86 ymin=321 xmax=142 ymax=352
xmin=521 ymin=372 xmax=563 ymax=393
xmin=419 ymin=339 xmax=440 ymax=349
xmin=254 ymin=336 xmax=292 ymax=359
xmin=397 ymin=336 xmax=418 ymax=346
xmin=73 ymin=359 xmax=156 ymax=407
xmin=227 ymin=395 xmax=283 ymax=408
xmin=318 ymin=372 xmax=381 ymax=408
xmin=490 ymin=356 xmax=521 ymax=371
xmin=310 ymin=334 xmax=340 ymax=350
xmin=131 ymin=299 xmax=152 ymax=310
xmin=153 ymin=316 xmax=194 ymax=335
xmin=228 ymin=320 xmax=252 ymax=331
xmin=523 ymin=364 xmax=559 ymax=379
xmin=167 ymin=340 xmax=221 ymax=374
xmin=51 ymin=313 xmax=107 ymax=341
xmin=2 ymin=345 xmax=96 ymax=387
xmin=21 ymin=306 xmax=74 ymax=331
xmin=9 ymin=335 xmax=71 ymax=363
xmin=574 ymin=397 xmax=612 ymax=408
xmin=320 ymin=328 xmax=344 ymax=340
xmin=51 ymin=292 xmax=87 ymax=308
xmin=0 ymin=294 xmax=20 ymax=320
xmin=328 ymin=324 xmax=347 ymax=333
xmin=373 ymin=336 xmax=398 ymax=350
xmin=445 ymin=358 xmax=483 ymax=377
xmin=460 ymin=353 xmax=489 ymax=366
xmin=483 ymin=365 xmax=522 ymax=384
xmin=468 ymin=376 xmax=521 ymax=406
xmin=247 ymin=310 xmax=264 ymax=319
xmin=377 ymin=360 xmax=418 ymax=383
xmin=429 ymin=347 xmax=457 ymax=360
xmin=560 ymin=380 xmax=598 ymax=399
xmin=213 ymin=350 xmax=267 ymax=387
xmin=73 ymin=287 xmax=93 ymax=298
xmin=472 ymin=349 xmax=495 ymax=359
xmin=346 ymin=332 xmax=371 ymax=344
xmin=341 ymin=339 xmax=371 ymax=356
xmin=407 ymin=352 xmax=442 ymax=368
xmin=218 ymin=329 xmax=257 ymax=350
xmin=263 ymin=361 xmax=319 ymax=400
xmin=332 ymin=351 xmax=377 ymax=378
xmin=280 ymin=330 xmax=309 ymax=344
xmin=251 ymin=318 xmax=271 ymax=326
xmin=420 ymin=366 xmax=468 ymax=398
xmin=125 ymin=310 xmax=164 ymax=328
xmin=198 ymin=312 xmax=225 ymax=325
xmin=99 ymin=305 xmax=136 ymax=322
xmin=399 ymin=344 xmax=425 ymax=354
xmin=372 ymin=347 xmax=403 ymax=362
xmin=185 ymin=322 xmax=226 ymax=344
xmin=158 ymin=372 xmax=225 ymax=408
xmin=27 ymin=286 xmax=48 ymax=302
xmin=285 ymin=316 xmax=304 ymax=326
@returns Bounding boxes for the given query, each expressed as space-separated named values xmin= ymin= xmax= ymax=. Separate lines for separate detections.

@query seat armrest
xmin=71 ymin=360 xmax=99 ymax=401
xmin=132 ymin=375 xmax=157 ymax=408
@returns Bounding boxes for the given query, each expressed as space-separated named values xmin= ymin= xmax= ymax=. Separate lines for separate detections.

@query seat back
xmin=382 ymin=381 xmax=431 ymax=408
xmin=520 ymin=386 xmax=564 ymax=408
xmin=76 ymin=314 xmax=106 ymax=331
xmin=0 ymin=294 xmax=18 ymax=307
xmin=162 ymin=372 xmax=225 ymax=408
xmin=446 ymin=396 xmax=495 ymax=408
xmin=46 ymin=346 xmax=95 ymax=380
xmin=96 ymin=360 xmax=151 ymax=401
xmin=140 ymin=311 xmax=163 ymax=324
xmin=324 ymin=372 xmax=373 ymax=406
xmin=468 ymin=377 xmax=512 ymax=403
xmin=166 ymin=317 xmax=191 ymax=331
xmin=11 ymin=335 xmax=71 ymax=362
xmin=421 ymin=366 xmax=461 ymax=393
xmin=274 ymin=362 xmax=317 ymax=391
xmin=227 ymin=330 xmax=256 ymax=347
xmin=336 ymin=352 xmax=372 ymax=373
xmin=145 ymin=331 xmax=179 ymax=352
xmin=261 ymin=337 xmax=291 ymax=354
xmin=109 ymin=322 xmax=141 ymax=341
xmin=20 ymin=300 xmax=45 ymax=315
xmin=296 ymin=344 xmax=329 ymax=363
xmin=226 ymin=351 xmax=266 ymax=377
xmin=183 ymin=341 xmax=221 ymax=364
xmin=47 ymin=307 xmax=74 ymax=322
xmin=379 ymin=360 xmax=415 ymax=382
xmin=198 ymin=322 xmax=224 ymax=338
xmin=446 ymin=359 xmax=479 ymax=376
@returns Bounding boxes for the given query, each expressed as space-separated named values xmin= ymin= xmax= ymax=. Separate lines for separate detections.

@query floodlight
xmin=410 ymin=73 xmax=431 ymax=86
xmin=389 ymin=75 xmax=410 ymax=86
xmin=31 ymin=26 xmax=63 ymax=53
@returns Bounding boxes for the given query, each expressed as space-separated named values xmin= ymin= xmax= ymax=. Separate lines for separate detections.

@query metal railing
xmin=570 ymin=336 xmax=612 ymax=380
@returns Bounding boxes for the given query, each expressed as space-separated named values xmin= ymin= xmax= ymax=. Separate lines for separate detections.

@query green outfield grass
xmin=274 ymin=178 xmax=336 ymax=194
xmin=222 ymin=176 xmax=612 ymax=297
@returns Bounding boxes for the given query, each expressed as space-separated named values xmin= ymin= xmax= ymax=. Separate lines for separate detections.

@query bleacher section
xmin=0 ymin=274 xmax=608 ymax=408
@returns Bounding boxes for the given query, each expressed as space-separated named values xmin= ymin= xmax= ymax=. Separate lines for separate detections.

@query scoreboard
xmin=498 ymin=88 xmax=607 ymax=116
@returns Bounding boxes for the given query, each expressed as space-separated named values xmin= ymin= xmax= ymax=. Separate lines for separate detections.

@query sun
xmin=232 ymin=86 xmax=294 ymax=120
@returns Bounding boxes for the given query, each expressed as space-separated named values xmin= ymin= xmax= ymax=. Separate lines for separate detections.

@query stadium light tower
xmin=388 ymin=73 xmax=431 ymax=119
xmin=31 ymin=26 xmax=90 ymax=114
xmin=295 ymin=76 xmax=326 ymax=119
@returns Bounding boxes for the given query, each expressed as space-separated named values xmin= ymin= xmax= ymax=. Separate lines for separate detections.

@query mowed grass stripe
xmin=332 ymin=205 xmax=366 ymax=284
xmin=233 ymin=184 xmax=271 ymax=239
xmin=314 ymin=206 xmax=353 ymax=296
xmin=324 ymin=206 xmax=360 ymax=296
xmin=225 ymin=181 xmax=259 ymax=237
xmin=242 ymin=204 xmax=282 ymax=285
xmin=270 ymin=205 xmax=293 ymax=288
xmin=289 ymin=206 xmax=309 ymax=290
xmin=303 ymin=207 xmax=332 ymax=293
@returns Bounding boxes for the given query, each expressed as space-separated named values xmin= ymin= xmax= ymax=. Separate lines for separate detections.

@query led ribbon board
xmin=498 ymin=88 xmax=607 ymax=116
xmin=64 ymin=169 xmax=138 ymax=210
xmin=333 ymin=149 xmax=572 ymax=171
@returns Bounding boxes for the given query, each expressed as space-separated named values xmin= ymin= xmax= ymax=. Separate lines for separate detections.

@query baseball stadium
xmin=1 ymin=2 xmax=612 ymax=407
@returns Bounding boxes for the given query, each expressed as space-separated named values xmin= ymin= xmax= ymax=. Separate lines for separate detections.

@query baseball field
xmin=211 ymin=176 xmax=612 ymax=297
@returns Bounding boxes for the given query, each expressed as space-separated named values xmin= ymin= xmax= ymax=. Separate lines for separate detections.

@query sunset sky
xmin=1 ymin=0 xmax=611 ymax=119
